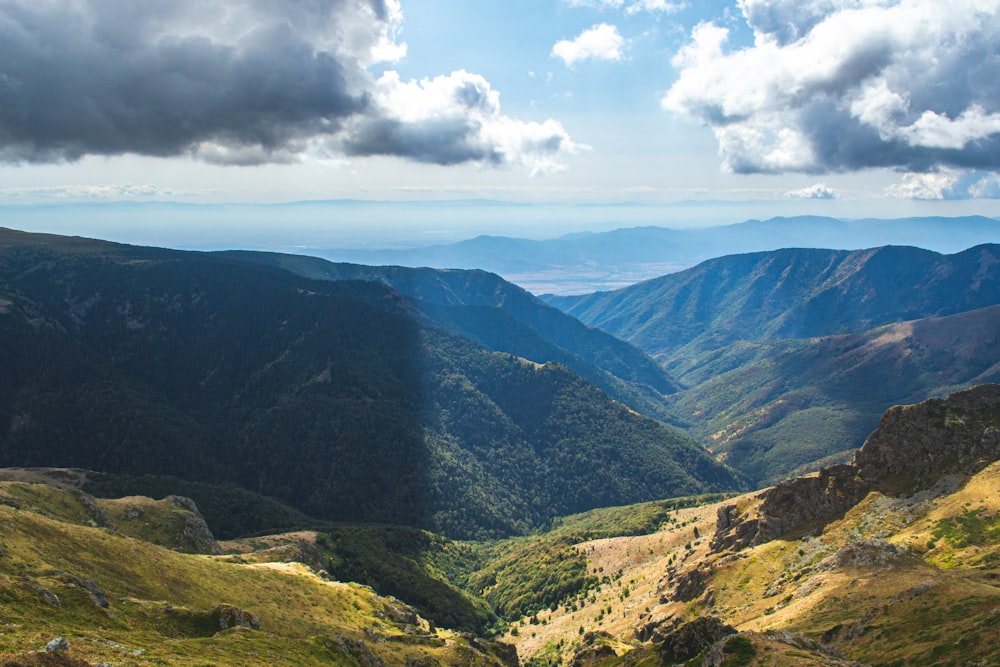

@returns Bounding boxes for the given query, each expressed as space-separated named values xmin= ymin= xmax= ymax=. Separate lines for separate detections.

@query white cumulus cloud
xmin=663 ymin=0 xmax=1000 ymax=175
xmin=552 ymin=23 xmax=626 ymax=67
xmin=887 ymin=171 xmax=962 ymax=200
xmin=969 ymin=175 xmax=1000 ymax=199
xmin=786 ymin=183 xmax=837 ymax=199
xmin=341 ymin=70 xmax=587 ymax=176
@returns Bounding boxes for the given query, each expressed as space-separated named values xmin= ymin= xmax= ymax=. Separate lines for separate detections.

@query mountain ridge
xmin=546 ymin=244 xmax=1000 ymax=359
xmin=544 ymin=243 xmax=1000 ymax=484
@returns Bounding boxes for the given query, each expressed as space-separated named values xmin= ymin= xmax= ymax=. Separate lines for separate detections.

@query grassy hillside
xmin=0 ymin=487 xmax=515 ymax=667
xmin=494 ymin=389 xmax=1000 ymax=666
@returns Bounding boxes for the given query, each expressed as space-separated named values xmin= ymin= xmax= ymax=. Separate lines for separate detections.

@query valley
xmin=2 ymin=225 xmax=1000 ymax=665
xmin=3 ymin=386 xmax=1000 ymax=665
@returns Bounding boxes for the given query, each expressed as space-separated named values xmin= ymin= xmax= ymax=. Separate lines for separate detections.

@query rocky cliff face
xmin=713 ymin=384 xmax=1000 ymax=550
xmin=855 ymin=383 xmax=1000 ymax=488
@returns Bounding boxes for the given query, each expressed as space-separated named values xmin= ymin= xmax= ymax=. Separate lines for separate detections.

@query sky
xmin=1 ymin=0 xmax=1000 ymax=247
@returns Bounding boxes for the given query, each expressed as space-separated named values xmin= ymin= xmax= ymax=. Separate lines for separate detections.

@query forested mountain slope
xmin=545 ymin=245 xmax=1000 ymax=484
xmin=671 ymin=305 xmax=1000 ymax=484
xmin=0 ymin=228 xmax=738 ymax=539
xmin=224 ymin=251 xmax=682 ymax=420
xmin=547 ymin=244 xmax=1000 ymax=360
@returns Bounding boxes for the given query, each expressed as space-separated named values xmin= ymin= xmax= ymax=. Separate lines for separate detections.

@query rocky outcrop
xmin=754 ymin=465 xmax=869 ymax=545
xmin=45 ymin=636 xmax=70 ymax=653
xmin=855 ymin=384 xmax=1000 ymax=488
xmin=176 ymin=513 xmax=221 ymax=555
xmin=671 ymin=565 xmax=711 ymax=603
xmin=214 ymin=604 xmax=261 ymax=631
xmin=570 ymin=632 xmax=617 ymax=667
xmin=712 ymin=465 xmax=868 ymax=551
xmin=325 ymin=635 xmax=386 ymax=667
xmin=712 ymin=384 xmax=1000 ymax=551
xmin=653 ymin=617 xmax=736 ymax=664
xmin=74 ymin=577 xmax=109 ymax=609
xmin=817 ymin=539 xmax=909 ymax=571
xmin=75 ymin=490 xmax=114 ymax=529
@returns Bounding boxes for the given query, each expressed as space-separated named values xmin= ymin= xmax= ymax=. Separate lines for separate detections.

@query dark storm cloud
xmin=0 ymin=0 xmax=578 ymax=171
xmin=0 ymin=0 xmax=373 ymax=163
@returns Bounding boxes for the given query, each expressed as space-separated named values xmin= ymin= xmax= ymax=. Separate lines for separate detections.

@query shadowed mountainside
xmin=221 ymin=251 xmax=682 ymax=422
xmin=0 ymin=228 xmax=739 ymax=539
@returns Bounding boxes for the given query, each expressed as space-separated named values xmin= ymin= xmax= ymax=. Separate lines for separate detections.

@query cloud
xmin=0 ymin=0 xmax=577 ymax=173
xmin=886 ymin=171 xmax=963 ymax=200
xmin=341 ymin=70 xmax=587 ymax=175
xmin=887 ymin=169 xmax=1000 ymax=200
xmin=786 ymin=183 xmax=837 ymax=199
xmin=969 ymin=175 xmax=1000 ymax=199
xmin=552 ymin=24 xmax=626 ymax=66
xmin=625 ymin=0 xmax=686 ymax=15
xmin=662 ymin=0 xmax=1000 ymax=175
xmin=563 ymin=0 xmax=685 ymax=13
xmin=0 ymin=184 xmax=168 ymax=200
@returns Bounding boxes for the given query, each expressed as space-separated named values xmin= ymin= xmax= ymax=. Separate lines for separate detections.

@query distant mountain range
xmin=0 ymin=228 xmax=737 ymax=539
xmin=545 ymin=244 xmax=1000 ymax=484
xmin=315 ymin=215 xmax=1000 ymax=294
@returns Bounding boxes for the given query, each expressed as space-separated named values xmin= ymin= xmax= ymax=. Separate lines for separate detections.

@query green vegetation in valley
xmin=544 ymin=494 xmax=732 ymax=542
xmin=321 ymin=524 xmax=497 ymax=634
xmin=465 ymin=494 xmax=730 ymax=622
xmin=468 ymin=536 xmax=596 ymax=621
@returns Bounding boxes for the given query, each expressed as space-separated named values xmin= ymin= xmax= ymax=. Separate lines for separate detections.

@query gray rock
xmin=64 ymin=575 xmax=109 ymax=609
xmin=214 ymin=604 xmax=261 ymax=631
xmin=23 ymin=579 xmax=61 ymax=607
xmin=855 ymin=384 xmax=1000 ymax=488
xmin=175 ymin=509 xmax=222 ymax=555
xmin=325 ymin=635 xmax=386 ymax=667
xmin=45 ymin=636 xmax=70 ymax=652
xmin=654 ymin=616 xmax=736 ymax=663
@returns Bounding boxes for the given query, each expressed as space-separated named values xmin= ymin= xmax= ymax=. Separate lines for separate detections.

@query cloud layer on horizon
xmin=663 ymin=0 xmax=1000 ymax=176
xmin=0 ymin=0 xmax=578 ymax=173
